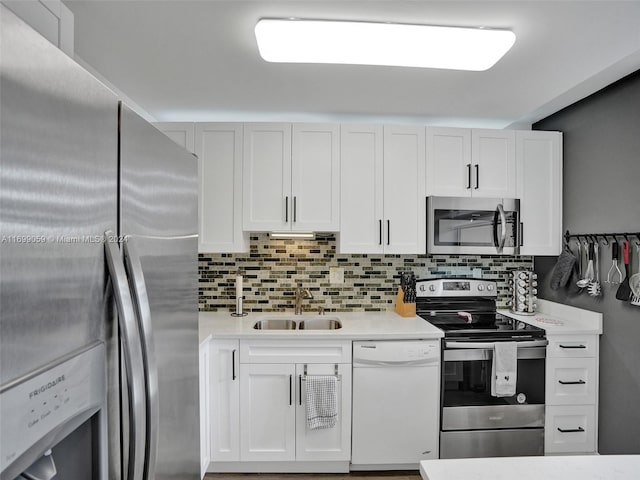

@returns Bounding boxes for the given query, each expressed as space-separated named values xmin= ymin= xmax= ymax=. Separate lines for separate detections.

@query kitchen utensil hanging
xmin=615 ymin=240 xmax=632 ymax=300
xmin=630 ymin=244 xmax=640 ymax=306
xmin=606 ymin=241 xmax=623 ymax=285
xmin=587 ymin=242 xmax=601 ymax=297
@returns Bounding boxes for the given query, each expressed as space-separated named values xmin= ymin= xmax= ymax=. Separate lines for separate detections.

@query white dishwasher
xmin=351 ymin=339 xmax=440 ymax=469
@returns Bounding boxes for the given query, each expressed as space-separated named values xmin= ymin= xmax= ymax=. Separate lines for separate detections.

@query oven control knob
xmin=419 ymin=285 xmax=425 ymax=292
xmin=487 ymin=284 xmax=494 ymax=291
xmin=428 ymin=285 xmax=436 ymax=292
xmin=477 ymin=284 xmax=484 ymax=291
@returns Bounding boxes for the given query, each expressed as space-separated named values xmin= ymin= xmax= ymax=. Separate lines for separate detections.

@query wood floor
xmin=205 ymin=472 xmax=420 ymax=480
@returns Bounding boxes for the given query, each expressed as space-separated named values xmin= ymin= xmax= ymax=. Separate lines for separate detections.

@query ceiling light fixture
xmin=255 ymin=19 xmax=516 ymax=71
xmin=269 ymin=231 xmax=316 ymax=240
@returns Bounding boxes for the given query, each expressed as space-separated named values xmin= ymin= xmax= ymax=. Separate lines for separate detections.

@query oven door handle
xmin=444 ymin=339 xmax=548 ymax=349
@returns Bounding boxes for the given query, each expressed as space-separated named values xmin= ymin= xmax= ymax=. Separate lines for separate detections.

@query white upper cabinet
xmin=383 ymin=125 xmax=426 ymax=254
xmin=472 ymin=129 xmax=516 ymax=198
xmin=196 ymin=123 xmax=248 ymax=253
xmin=340 ymin=125 xmax=425 ymax=254
xmin=516 ymin=130 xmax=563 ymax=256
xmin=426 ymin=127 xmax=472 ymax=196
xmin=4 ymin=0 xmax=74 ymax=56
xmin=243 ymin=123 xmax=339 ymax=232
xmin=155 ymin=122 xmax=195 ymax=153
xmin=291 ymin=124 xmax=340 ymax=231
xmin=426 ymin=127 xmax=516 ymax=198
xmin=339 ymin=124 xmax=384 ymax=253
xmin=158 ymin=122 xmax=248 ymax=254
xmin=243 ymin=123 xmax=292 ymax=231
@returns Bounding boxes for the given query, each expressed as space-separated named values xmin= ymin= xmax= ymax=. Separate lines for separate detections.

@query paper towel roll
xmin=236 ymin=275 xmax=242 ymax=299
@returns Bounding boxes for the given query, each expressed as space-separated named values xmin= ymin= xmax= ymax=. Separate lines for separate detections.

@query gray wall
xmin=533 ymin=70 xmax=640 ymax=454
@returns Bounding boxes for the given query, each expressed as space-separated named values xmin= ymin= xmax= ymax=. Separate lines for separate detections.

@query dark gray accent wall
xmin=534 ymin=70 xmax=640 ymax=454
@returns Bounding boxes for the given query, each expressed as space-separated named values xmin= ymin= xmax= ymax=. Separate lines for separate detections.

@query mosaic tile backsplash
xmin=199 ymin=233 xmax=533 ymax=312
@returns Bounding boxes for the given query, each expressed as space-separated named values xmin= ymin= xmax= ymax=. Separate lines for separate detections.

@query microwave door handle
xmin=494 ymin=203 xmax=507 ymax=253
xmin=124 ymin=239 xmax=159 ymax=480
xmin=104 ymin=232 xmax=146 ymax=480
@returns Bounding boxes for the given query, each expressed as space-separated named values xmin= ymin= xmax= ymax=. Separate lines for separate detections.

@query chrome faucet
xmin=294 ymin=285 xmax=313 ymax=315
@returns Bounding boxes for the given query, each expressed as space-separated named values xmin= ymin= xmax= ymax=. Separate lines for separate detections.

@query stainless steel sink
xmin=298 ymin=318 xmax=342 ymax=330
xmin=252 ymin=319 xmax=297 ymax=330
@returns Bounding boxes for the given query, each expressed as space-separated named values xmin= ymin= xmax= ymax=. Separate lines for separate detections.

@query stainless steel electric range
xmin=416 ymin=278 xmax=547 ymax=459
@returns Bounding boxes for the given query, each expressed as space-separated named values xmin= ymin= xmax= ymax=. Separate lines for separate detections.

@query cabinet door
xmin=471 ymin=129 xmax=516 ymax=198
xmin=243 ymin=123 xmax=292 ymax=231
xmin=517 ymin=130 xmax=562 ymax=255
xmin=426 ymin=127 xmax=472 ymax=197
xmin=545 ymin=405 xmax=597 ymax=454
xmin=339 ymin=124 xmax=384 ymax=253
xmin=196 ymin=123 xmax=249 ymax=253
xmin=383 ymin=125 xmax=426 ymax=254
xmin=291 ymin=124 xmax=340 ymax=231
xmin=240 ymin=363 xmax=296 ymax=461
xmin=546 ymin=357 xmax=597 ymax=406
xmin=199 ymin=342 xmax=210 ymax=476
xmin=210 ymin=339 xmax=240 ymax=462
xmin=155 ymin=122 xmax=196 ymax=153
xmin=295 ymin=363 xmax=352 ymax=461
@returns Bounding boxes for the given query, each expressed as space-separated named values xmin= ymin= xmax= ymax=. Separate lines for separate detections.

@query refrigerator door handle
xmin=123 ymin=239 xmax=159 ymax=480
xmin=104 ymin=231 xmax=146 ymax=480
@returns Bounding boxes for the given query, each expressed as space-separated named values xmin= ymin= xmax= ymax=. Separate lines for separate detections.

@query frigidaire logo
xmin=29 ymin=375 xmax=65 ymax=399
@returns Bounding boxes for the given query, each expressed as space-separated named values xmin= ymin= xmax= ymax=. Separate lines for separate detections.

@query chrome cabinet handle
xmin=559 ymin=379 xmax=586 ymax=385
xmin=104 ymin=231 xmax=146 ymax=480
xmin=123 ymin=238 xmax=159 ymax=480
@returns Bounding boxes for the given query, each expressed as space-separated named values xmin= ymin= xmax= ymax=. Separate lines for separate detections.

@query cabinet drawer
xmin=240 ymin=340 xmax=352 ymax=364
xmin=546 ymin=357 xmax=597 ymax=405
xmin=545 ymin=405 xmax=596 ymax=454
xmin=547 ymin=335 xmax=597 ymax=358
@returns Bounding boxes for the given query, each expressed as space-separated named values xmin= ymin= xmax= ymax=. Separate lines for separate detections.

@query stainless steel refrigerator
xmin=0 ymin=6 xmax=200 ymax=480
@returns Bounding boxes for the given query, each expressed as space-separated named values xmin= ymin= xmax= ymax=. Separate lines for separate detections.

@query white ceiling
xmin=64 ymin=1 xmax=640 ymax=129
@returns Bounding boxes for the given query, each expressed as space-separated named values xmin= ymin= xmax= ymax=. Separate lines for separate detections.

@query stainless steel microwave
xmin=427 ymin=196 xmax=521 ymax=255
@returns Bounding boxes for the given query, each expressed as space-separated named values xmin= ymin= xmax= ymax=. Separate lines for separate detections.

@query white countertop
xmin=420 ymin=455 xmax=639 ymax=480
xmin=499 ymin=299 xmax=603 ymax=335
xmin=200 ymin=298 xmax=603 ymax=345
xmin=199 ymin=311 xmax=444 ymax=345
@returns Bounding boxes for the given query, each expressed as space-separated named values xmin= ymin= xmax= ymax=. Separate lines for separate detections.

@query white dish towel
xmin=305 ymin=375 xmax=338 ymax=430
xmin=491 ymin=342 xmax=518 ymax=397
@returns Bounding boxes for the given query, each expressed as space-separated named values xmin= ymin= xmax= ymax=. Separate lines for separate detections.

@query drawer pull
xmin=557 ymin=426 xmax=585 ymax=433
xmin=559 ymin=344 xmax=586 ymax=349
xmin=559 ymin=379 xmax=586 ymax=385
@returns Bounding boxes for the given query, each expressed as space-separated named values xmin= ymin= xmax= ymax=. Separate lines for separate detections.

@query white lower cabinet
xmin=295 ymin=363 xmax=352 ymax=462
xmin=199 ymin=340 xmax=210 ymax=478
xmin=240 ymin=363 xmax=296 ymax=461
xmin=545 ymin=334 xmax=599 ymax=454
xmin=209 ymin=339 xmax=240 ymax=462
xmin=209 ymin=339 xmax=351 ymax=472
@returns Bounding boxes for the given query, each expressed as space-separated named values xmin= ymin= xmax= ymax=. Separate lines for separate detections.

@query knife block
xmin=395 ymin=287 xmax=416 ymax=317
